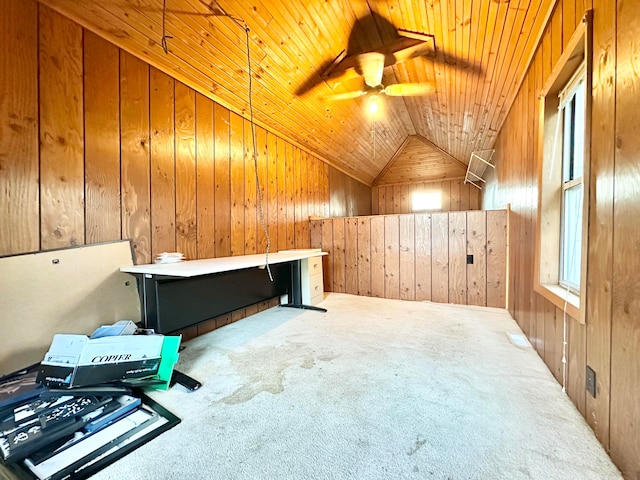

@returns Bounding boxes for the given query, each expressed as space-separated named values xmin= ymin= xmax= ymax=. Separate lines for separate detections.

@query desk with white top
xmin=120 ymin=250 xmax=327 ymax=335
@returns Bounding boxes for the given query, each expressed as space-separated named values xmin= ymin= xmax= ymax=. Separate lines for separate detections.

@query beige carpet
xmin=91 ymin=293 xmax=620 ymax=480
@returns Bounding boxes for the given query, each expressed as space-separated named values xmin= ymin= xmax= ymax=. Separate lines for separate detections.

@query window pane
xmin=412 ymin=191 xmax=441 ymax=211
xmin=563 ymin=103 xmax=573 ymax=182
xmin=573 ymin=81 xmax=585 ymax=179
xmin=561 ymin=183 xmax=583 ymax=289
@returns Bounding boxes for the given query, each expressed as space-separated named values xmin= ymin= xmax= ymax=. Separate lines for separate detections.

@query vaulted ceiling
xmin=41 ymin=0 xmax=556 ymax=186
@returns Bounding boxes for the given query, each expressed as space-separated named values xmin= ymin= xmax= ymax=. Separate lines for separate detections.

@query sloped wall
xmin=0 ymin=2 xmax=369 ymax=263
xmin=0 ymin=1 xmax=370 ymax=339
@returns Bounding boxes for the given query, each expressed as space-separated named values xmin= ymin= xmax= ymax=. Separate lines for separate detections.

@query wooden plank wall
xmin=310 ymin=210 xmax=507 ymax=308
xmin=371 ymin=179 xmax=480 ymax=214
xmin=329 ymin=167 xmax=372 ymax=217
xmin=0 ymin=3 xmax=369 ymax=338
xmin=484 ymin=1 xmax=640 ymax=478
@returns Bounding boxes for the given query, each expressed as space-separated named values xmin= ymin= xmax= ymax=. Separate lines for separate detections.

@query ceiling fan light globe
xmin=368 ymin=95 xmax=380 ymax=115
xmin=359 ymin=52 xmax=385 ymax=87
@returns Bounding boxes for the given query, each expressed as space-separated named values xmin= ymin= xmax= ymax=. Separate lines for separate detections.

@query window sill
xmin=535 ymin=283 xmax=583 ymax=323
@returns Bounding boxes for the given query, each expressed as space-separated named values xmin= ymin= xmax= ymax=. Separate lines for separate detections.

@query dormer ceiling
xmin=41 ymin=0 xmax=556 ymax=186
xmin=374 ymin=135 xmax=468 ymax=186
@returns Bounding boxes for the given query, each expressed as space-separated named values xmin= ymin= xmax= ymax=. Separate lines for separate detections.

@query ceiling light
xmin=368 ymin=95 xmax=380 ymax=115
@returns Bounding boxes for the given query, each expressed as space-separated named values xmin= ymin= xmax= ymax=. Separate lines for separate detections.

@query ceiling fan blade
xmin=397 ymin=29 xmax=435 ymax=42
xmin=323 ymin=90 xmax=368 ymax=101
xmin=357 ymin=52 xmax=385 ymax=87
xmin=382 ymin=83 xmax=434 ymax=96
xmin=321 ymin=49 xmax=348 ymax=79
xmin=421 ymin=51 xmax=483 ymax=75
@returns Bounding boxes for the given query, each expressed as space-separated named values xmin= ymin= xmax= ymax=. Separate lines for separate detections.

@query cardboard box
xmin=39 ymin=334 xmax=167 ymax=388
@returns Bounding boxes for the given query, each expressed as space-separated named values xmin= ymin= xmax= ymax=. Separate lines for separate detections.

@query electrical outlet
xmin=466 ymin=254 xmax=474 ymax=265
xmin=586 ymin=366 xmax=596 ymax=398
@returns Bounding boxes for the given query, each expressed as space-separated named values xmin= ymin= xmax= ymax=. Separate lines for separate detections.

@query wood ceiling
xmin=40 ymin=0 xmax=556 ymax=186
xmin=374 ymin=135 xmax=467 ymax=186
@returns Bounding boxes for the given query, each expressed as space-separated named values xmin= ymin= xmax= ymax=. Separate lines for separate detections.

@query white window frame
xmin=558 ymin=62 xmax=586 ymax=294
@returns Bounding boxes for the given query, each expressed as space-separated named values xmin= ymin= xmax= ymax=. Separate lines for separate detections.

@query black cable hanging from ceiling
xmin=160 ymin=1 xmax=273 ymax=280
xmin=161 ymin=0 xmax=172 ymax=54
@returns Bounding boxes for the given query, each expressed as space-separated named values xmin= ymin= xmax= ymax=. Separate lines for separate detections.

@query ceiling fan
xmin=321 ymin=49 xmax=435 ymax=102
xmin=319 ymin=27 xmax=440 ymax=102
xmin=294 ymin=11 xmax=481 ymax=103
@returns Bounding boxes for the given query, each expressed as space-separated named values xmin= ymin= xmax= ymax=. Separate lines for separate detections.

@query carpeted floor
xmin=92 ymin=293 xmax=621 ymax=480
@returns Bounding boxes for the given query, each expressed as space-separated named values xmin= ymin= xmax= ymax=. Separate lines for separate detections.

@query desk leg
xmin=137 ymin=274 xmax=204 ymax=392
xmin=139 ymin=274 xmax=156 ymax=331
xmin=281 ymin=259 xmax=327 ymax=313
xmin=170 ymin=370 xmax=202 ymax=391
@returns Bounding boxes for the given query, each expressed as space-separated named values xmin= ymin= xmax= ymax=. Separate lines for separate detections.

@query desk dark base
xmin=135 ymin=263 xmax=291 ymax=334
xmin=281 ymin=303 xmax=327 ymax=313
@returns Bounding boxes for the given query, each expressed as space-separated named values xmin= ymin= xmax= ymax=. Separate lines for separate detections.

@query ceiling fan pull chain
xmin=371 ymin=118 xmax=376 ymax=163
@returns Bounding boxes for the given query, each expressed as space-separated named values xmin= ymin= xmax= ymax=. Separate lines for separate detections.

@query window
xmin=412 ymin=191 xmax=441 ymax=212
xmin=559 ymin=64 xmax=585 ymax=293
xmin=535 ymin=12 xmax=591 ymax=323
